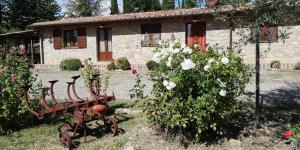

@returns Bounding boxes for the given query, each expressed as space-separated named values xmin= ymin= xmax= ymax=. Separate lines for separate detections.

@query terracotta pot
xmin=92 ymin=105 xmax=107 ymax=113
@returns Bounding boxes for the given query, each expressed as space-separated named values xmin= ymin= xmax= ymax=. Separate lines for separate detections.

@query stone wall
xmin=40 ymin=18 xmax=300 ymax=70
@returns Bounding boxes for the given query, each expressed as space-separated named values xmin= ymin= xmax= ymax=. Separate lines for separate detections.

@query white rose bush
xmin=145 ymin=39 xmax=252 ymax=139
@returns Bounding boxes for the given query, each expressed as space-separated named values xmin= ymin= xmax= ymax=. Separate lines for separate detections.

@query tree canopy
xmin=9 ymin=0 xmax=60 ymax=30
xmin=123 ymin=0 xmax=162 ymax=13
xmin=110 ymin=0 xmax=119 ymax=15
xmin=0 ymin=0 xmax=60 ymax=32
xmin=65 ymin=0 xmax=107 ymax=17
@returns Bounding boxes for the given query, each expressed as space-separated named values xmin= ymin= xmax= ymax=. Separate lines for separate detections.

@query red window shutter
xmin=77 ymin=28 xmax=87 ymax=48
xmin=268 ymin=26 xmax=278 ymax=42
xmin=53 ymin=29 xmax=62 ymax=49
xmin=260 ymin=26 xmax=268 ymax=42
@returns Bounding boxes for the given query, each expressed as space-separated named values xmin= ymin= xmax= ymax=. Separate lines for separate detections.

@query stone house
xmin=29 ymin=7 xmax=300 ymax=70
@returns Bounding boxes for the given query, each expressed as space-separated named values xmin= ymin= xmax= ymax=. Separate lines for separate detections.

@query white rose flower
xmin=161 ymin=48 xmax=170 ymax=58
xmin=181 ymin=59 xmax=196 ymax=70
xmin=166 ymin=81 xmax=176 ymax=90
xmin=166 ymin=56 xmax=172 ymax=67
xmin=152 ymin=52 xmax=161 ymax=63
xmin=219 ymin=89 xmax=227 ymax=97
xmin=221 ymin=57 xmax=229 ymax=64
xmin=182 ymin=47 xmax=192 ymax=54
xmin=158 ymin=40 xmax=163 ymax=46
xmin=204 ymin=65 xmax=210 ymax=71
xmin=181 ymin=43 xmax=187 ymax=49
xmin=172 ymin=48 xmax=180 ymax=54
xmin=208 ymin=58 xmax=215 ymax=64
xmin=163 ymin=80 xmax=169 ymax=86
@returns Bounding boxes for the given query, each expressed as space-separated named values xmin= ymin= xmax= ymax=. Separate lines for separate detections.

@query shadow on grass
xmin=171 ymin=82 xmax=300 ymax=148
xmin=261 ymin=81 xmax=300 ymax=125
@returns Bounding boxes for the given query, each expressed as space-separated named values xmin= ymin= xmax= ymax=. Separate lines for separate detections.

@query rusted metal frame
xmin=71 ymin=76 xmax=89 ymax=102
xmin=48 ymin=80 xmax=59 ymax=104
xmin=22 ymin=86 xmax=44 ymax=119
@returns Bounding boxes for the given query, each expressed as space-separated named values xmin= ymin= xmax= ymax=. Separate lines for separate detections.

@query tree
xmin=110 ymin=0 xmax=119 ymax=14
xmin=212 ymin=0 xmax=300 ymax=126
xmin=184 ymin=0 xmax=196 ymax=8
xmin=0 ymin=0 xmax=9 ymax=33
xmin=66 ymin=0 xmax=95 ymax=17
xmin=162 ymin=0 xmax=175 ymax=10
xmin=123 ymin=0 xmax=134 ymax=13
xmin=8 ymin=0 xmax=60 ymax=30
xmin=123 ymin=0 xmax=161 ymax=13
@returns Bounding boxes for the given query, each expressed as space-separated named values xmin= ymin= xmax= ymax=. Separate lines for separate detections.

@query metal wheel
xmin=59 ymin=131 xmax=72 ymax=148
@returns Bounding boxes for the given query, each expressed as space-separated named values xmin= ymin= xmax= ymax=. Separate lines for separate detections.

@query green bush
xmin=294 ymin=61 xmax=300 ymax=70
xmin=144 ymin=39 xmax=252 ymax=139
xmin=81 ymin=58 xmax=110 ymax=94
xmin=59 ymin=58 xmax=82 ymax=71
xmin=0 ymin=54 xmax=41 ymax=134
xmin=107 ymin=61 xmax=117 ymax=71
xmin=271 ymin=60 xmax=281 ymax=69
xmin=146 ymin=60 xmax=159 ymax=71
xmin=115 ymin=57 xmax=131 ymax=70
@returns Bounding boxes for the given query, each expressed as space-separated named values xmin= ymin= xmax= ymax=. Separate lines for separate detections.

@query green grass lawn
xmin=0 ymin=101 xmax=140 ymax=150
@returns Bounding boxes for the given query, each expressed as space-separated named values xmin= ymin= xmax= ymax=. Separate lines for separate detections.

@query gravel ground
xmin=34 ymin=69 xmax=152 ymax=100
xmin=34 ymin=68 xmax=300 ymax=102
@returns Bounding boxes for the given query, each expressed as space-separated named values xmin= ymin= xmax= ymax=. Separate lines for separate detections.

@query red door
xmin=186 ymin=22 xmax=206 ymax=52
xmin=98 ymin=28 xmax=112 ymax=61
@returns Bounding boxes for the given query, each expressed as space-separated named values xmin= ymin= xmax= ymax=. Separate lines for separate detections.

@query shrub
xmin=294 ymin=61 xmax=300 ymax=70
xmin=107 ymin=61 xmax=117 ymax=71
xmin=0 ymin=54 xmax=41 ymax=134
xmin=146 ymin=60 xmax=159 ymax=71
xmin=144 ymin=39 xmax=252 ymax=139
xmin=271 ymin=60 xmax=281 ymax=69
xmin=81 ymin=58 xmax=99 ymax=87
xmin=59 ymin=58 xmax=82 ymax=71
xmin=115 ymin=57 xmax=131 ymax=70
xmin=81 ymin=58 xmax=110 ymax=94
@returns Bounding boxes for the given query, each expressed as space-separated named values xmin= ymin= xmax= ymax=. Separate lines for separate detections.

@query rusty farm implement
xmin=22 ymin=74 xmax=118 ymax=149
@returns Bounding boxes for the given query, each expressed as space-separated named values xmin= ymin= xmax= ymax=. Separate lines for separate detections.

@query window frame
xmin=63 ymin=30 xmax=78 ymax=48
xmin=141 ymin=24 xmax=161 ymax=47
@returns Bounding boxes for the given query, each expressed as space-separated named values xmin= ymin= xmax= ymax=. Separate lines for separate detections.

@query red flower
xmin=11 ymin=75 xmax=17 ymax=82
xmin=283 ymin=130 xmax=293 ymax=139
xmin=131 ymin=69 xmax=137 ymax=75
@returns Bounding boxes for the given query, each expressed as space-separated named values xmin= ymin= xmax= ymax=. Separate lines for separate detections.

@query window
xmin=141 ymin=24 xmax=161 ymax=47
xmin=251 ymin=26 xmax=278 ymax=43
xmin=64 ymin=30 xmax=78 ymax=47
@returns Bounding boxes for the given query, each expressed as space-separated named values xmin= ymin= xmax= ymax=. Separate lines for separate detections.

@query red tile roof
xmin=29 ymin=6 xmax=234 ymax=28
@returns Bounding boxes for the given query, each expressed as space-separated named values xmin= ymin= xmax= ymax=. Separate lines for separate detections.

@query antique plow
xmin=22 ymin=75 xmax=118 ymax=149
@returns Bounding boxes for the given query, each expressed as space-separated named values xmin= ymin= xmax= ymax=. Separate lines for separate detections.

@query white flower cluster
xmin=181 ymin=59 xmax=195 ymax=70
xmin=152 ymin=40 xmax=197 ymax=90
xmin=152 ymin=40 xmax=195 ymax=71
xmin=163 ymin=80 xmax=176 ymax=90
xmin=204 ymin=56 xmax=230 ymax=72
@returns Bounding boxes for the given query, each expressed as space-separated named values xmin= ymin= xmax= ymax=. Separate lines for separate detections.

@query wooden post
xmin=255 ymin=23 xmax=261 ymax=127
xmin=229 ymin=21 xmax=233 ymax=49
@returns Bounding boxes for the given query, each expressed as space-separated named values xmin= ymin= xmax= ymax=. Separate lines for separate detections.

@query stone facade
xmin=40 ymin=17 xmax=300 ymax=69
